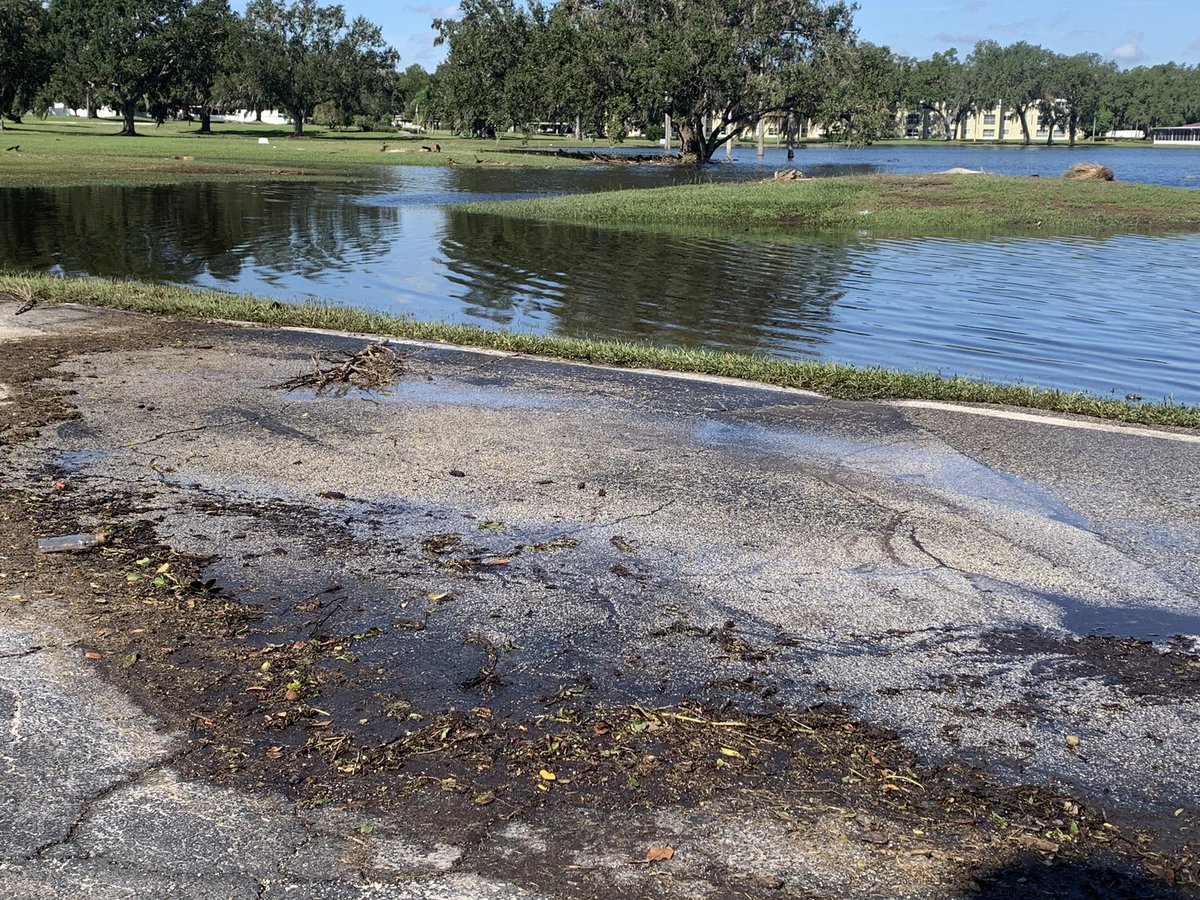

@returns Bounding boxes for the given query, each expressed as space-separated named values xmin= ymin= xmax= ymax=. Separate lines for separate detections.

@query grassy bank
xmin=0 ymin=117 xmax=587 ymax=186
xmin=2 ymin=273 xmax=1196 ymax=429
xmin=464 ymin=173 xmax=1200 ymax=235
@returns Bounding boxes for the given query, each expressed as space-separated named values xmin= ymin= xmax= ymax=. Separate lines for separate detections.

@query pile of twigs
xmin=276 ymin=341 xmax=405 ymax=394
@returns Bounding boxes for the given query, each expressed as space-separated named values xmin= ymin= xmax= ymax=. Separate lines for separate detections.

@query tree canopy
xmin=0 ymin=0 xmax=52 ymax=128
xmin=4 ymin=0 xmax=1200 ymax=147
xmin=49 ymin=0 xmax=191 ymax=135
xmin=242 ymin=0 xmax=397 ymax=137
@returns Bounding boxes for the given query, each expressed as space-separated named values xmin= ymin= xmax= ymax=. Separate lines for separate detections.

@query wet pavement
xmin=0 ymin=300 xmax=1197 ymax=898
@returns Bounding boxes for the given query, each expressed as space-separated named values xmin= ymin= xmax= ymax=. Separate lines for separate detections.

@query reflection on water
xmin=438 ymin=211 xmax=847 ymax=350
xmin=2 ymin=182 xmax=398 ymax=283
xmin=2 ymin=155 xmax=1200 ymax=404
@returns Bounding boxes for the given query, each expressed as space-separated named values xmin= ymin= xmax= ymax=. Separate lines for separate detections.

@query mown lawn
xmin=3 ymin=273 xmax=1197 ymax=429
xmin=0 ymin=116 xmax=589 ymax=186
xmin=463 ymin=173 xmax=1200 ymax=235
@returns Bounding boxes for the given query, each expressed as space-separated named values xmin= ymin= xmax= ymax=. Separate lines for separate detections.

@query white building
xmin=1151 ymin=124 xmax=1200 ymax=145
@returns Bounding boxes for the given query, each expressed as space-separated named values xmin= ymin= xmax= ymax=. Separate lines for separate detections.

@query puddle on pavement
xmin=284 ymin=379 xmax=567 ymax=410
xmin=1051 ymin=591 xmax=1200 ymax=643
xmin=58 ymin=448 xmax=113 ymax=472
xmin=695 ymin=419 xmax=1089 ymax=529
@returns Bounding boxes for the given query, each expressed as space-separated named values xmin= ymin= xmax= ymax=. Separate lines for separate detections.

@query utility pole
xmin=757 ymin=117 xmax=765 ymax=158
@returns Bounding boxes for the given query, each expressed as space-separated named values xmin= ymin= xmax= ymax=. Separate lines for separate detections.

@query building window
xmin=983 ymin=128 xmax=996 ymax=138
xmin=983 ymin=114 xmax=996 ymax=125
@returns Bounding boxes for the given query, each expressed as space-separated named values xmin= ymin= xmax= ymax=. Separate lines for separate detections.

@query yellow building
xmin=908 ymin=102 xmax=1070 ymax=142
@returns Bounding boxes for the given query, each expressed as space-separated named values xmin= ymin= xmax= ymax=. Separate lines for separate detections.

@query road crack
xmin=28 ymin=745 xmax=195 ymax=861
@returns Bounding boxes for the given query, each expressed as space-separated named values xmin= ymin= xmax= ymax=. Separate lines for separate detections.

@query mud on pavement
xmin=1 ymin=300 xmax=1198 ymax=899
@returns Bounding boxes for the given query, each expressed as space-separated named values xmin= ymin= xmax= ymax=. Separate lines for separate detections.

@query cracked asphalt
xmin=0 ymin=301 xmax=1198 ymax=898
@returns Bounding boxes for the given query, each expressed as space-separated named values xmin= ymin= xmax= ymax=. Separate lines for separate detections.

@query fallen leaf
xmin=720 ymin=747 xmax=744 ymax=759
xmin=592 ymin=723 xmax=611 ymax=736
xmin=121 ymin=652 xmax=139 ymax=668
xmin=84 ymin=651 xmax=103 ymax=660
xmin=284 ymin=689 xmax=301 ymax=702
xmin=474 ymin=792 xmax=496 ymax=806
xmin=645 ymin=846 xmax=675 ymax=862
xmin=1065 ymin=735 xmax=1081 ymax=748
xmin=427 ymin=592 xmax=450 ymax=602
xmin=539 ymin=769 xmax=557 ymax=781
xmin=264 ymin=746 xmax=285 ymax=759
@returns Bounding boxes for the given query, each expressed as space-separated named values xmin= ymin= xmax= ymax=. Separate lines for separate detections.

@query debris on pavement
xmin=275 ymin=341 xmax=405 ymax=394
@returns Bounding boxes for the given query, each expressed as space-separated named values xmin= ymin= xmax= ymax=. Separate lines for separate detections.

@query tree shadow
xmin=203 ymin=127 xmax=296 ymax=139
xmin=968 ymin=856 xmax=1190 ymax=899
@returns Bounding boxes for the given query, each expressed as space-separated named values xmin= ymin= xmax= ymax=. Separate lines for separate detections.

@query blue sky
xmin=341 ymin=1 xmax=1200 ymax=72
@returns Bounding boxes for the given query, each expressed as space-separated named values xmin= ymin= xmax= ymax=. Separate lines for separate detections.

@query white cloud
xmin=1109 ymin=33 xmax=1145 ymax=65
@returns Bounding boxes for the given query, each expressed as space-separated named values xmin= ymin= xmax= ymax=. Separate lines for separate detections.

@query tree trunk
xmin=675 ymin=119 xmax=706 ymax=164
xmin=198 ymin=108 xmax=212 ymax=135
xmin=86 ymin=86 xmax=97 ymax=119
xmin=119 ymin=97 xmax=139 ymax=136
xmin=936 ymin=109 xmax=952 ymax=140
xmin=291 ymin=108 xmax=304 ymax=137
xmin=1068 ymin=114 xmax=1077 ymax=148
xmin=574 ymin=112 xmax=582 ymax=141
xmin=1018 ymin=109 xmax=1031 ymax=145
xmin=255 ymin=107 xmax=263 ymax=123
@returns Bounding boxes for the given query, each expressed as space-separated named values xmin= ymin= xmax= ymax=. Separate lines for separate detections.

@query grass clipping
xmin=276 ymin=341 xmax=405 ymax=395
xmin=1064 ymin=162 xmax=1115 ymax=181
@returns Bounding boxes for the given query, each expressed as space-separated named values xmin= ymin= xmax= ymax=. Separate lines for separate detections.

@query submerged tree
xmin=908 ymin=49 xmax=978 ymax=140
xmin=817 ymin=42 xmax=911 ymax=144
xmin=969 ymin=40 xmax=1053 ymax=145
xmin=432 ymin=0 xmax=855 ymax=161
xmin=573 ymin=0 xmax=856 ymax=162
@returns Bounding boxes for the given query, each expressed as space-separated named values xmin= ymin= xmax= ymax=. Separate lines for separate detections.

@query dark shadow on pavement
xmin=968 ymin=857 xmax=1191 ymax=899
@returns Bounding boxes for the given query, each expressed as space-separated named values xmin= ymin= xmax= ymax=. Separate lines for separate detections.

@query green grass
xmin=0 ymin=116 xmax=589 ymax=186
xmin=464 ymin=173 xmax=1200 ymax=235
xmin=3 ymin=273 xmax=1197 ymax=429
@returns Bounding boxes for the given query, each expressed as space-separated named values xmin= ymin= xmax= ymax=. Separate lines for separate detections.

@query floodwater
xmin=3 ymin=142 xmax=1200 ymax=403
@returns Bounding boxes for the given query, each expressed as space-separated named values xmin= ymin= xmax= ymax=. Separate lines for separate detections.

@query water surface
xmin=3 ymin=145 xmax=1199 ymax=403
